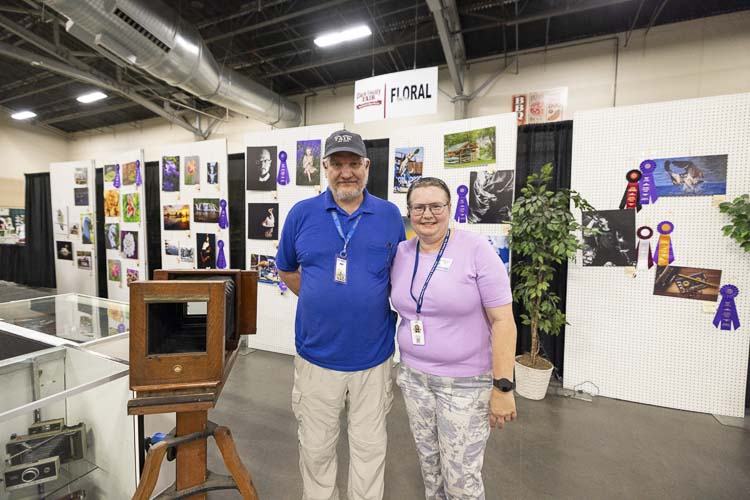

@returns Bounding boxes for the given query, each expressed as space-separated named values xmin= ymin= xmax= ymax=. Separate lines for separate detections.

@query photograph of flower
xmin=120 ymin=230 xmax=138 ymax=259
xmin=104 ymin=189 xmax=120 ymax=217
xmin=163 ymin=204 xmax=190 ymax=231
xmin=296 ymin=140 xmax=321 ymax=186
xmin=105 ymin=223 xmax=120 ymax=250
xmin=162 ymin=156 xmax=180 ymax=192
xmin=443 ymin=127 xmax=496 ymax=168
xmin=122 ymin=192 xmax=140 ymax=223
xmin=108 ymin=259 xmax=121 ymax=282
xmin=122 ymin=161 xmax=138 ymax=185
xmin=185 ymin=155 xmax=200 ymax=185
xmin=57 ymin=241 xmax=73 ymax=260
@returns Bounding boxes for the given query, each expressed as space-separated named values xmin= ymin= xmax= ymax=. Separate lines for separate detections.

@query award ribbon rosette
xmin=454 ymin=185 xmax=469 ymax=223
xmin=620 ymin=169 xmax=642 ymax=211
xmin=652 ymin=221 xmax=675 ymax=266
xmin=216 ymin=240 xmax=227 ymax=269
xmin=135 ymin=159 xmax=143 ymax=186
xmin=714 ymin=285 xmax=740 ymax=331
xmin=113 ymin=164 xmax=121 ymax=188
xmin=278 ymin=280 xmax=288 ymax=293
xmin=277 ymin=151 xmax=290 ymax=186
xmin=639 ymin=160 xmax=658 ymax=204
xmin=636 ymin=226 xmax=654 ymax=270
xmin=218 ymin=199 xmax=229 ymax=229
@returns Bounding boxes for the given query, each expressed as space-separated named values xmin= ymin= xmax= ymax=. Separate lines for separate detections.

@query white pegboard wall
xmin=565 ymin=93 xmax=750 ymax=417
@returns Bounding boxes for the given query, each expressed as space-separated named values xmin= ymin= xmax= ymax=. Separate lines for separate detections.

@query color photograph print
xmin=247 ymin=203 xmax=278 ymax=240
xmin=69 ymin=223 xmax=79 ymax=236
xmin=164 ymin=239 xmax=179 ymax=256
xmin=104 ymin=164 xmax=117 ymax=183
xmin=120 ymin=230 xmax=139 ymax=260
xmin=185 ymin=155 xmax=200 ymax=186
xmin=162 ymin=155 xmax=180 ymax=192
xmin=54 ymin=208 xmax=68 ymax=236
xmin=105 ymin=223 xmax=120 ymax=250
xmin=468 ymin=170 xmax=514 ymax=223
xmin=81 ymin=213 xmax=95 ymax=245
xmin=443 ymin=127 xmax=496 ymax=168
xmin=296 ymin=140 xmax=321 ymax=186
xmin=122 ymin=161 xmax=138 ymax=186
xmin=194 ymin=198 xmax=220 ymax=223
xmin=108 ymin=259 xmax=122 ymax=282
xmin=246 ymin=146 xmax=277 ymax=191
xmin=651 ymin=155 xmax=727 ymax=196
xmin=179 ymin=242 xmax=195 ymax=263
xmin=207 ymin=162 xmax=219 ymax=185
xmin=393 ymin=147 xmax=424 ymax=193
xmin=74 ymin=187 xmax=89 ymax=206
xmin=74 ymin=167 xmax=88 ymax=185
xmin=250 ymin=254 xmax=281 ymax=284
xmin=56 ymin=241 xmax=73 ymax=261
xmin=122 ymin=192 xmax=140 ymax=223
xmin=196 ymin=233 xmax=216 ymax=269
xmin=126 ymin=268 xmax=139 ymax=285
xmin=402 ymin=216 xmax=416 ymax=240
xmin=654 ymin=265 xmax=722 ymax=302
xmin=163 ymin=204 xmax=190 ymax=231
xmin=104 ymin=189 xmax=120 ymax=217
xmin=581 ymin=209 xmax=636 ymax=267
xmin=76 ymin=250 xmax=92 ymax=270
xmin=486 ymin=235 xmax=511 ymax=275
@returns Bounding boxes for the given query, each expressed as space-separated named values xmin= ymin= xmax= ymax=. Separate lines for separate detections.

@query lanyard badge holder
xmin=331 ymin=211 xmax=362 ymax=284
xmin=410 ymin=229 xmax=451 ymax=345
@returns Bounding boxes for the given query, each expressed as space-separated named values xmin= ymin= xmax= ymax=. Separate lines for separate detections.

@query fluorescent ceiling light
xmin=314 ymin=25 xmax=371 ymax=48
xmin=11 ymin=110 xmax=36 ymax=120
xmin=77 ymin=91 xmax=108 ymax=104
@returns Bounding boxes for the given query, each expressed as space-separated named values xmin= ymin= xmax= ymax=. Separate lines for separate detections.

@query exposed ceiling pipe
xmin=44 ymin=0 xmax=302 ymax=127
xmin=427 ymin=0 xmax=468 ymax=119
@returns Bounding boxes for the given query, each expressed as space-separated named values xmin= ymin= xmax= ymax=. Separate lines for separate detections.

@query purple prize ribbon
xmin=113 ymin=164 xmax=121 ymax=188
xmin=714 ymin=285 xmax=740 ymax=331
xmin=217 ymin=240 xmax=227 ymax=269
xmin=135 ymin=159 xmax=142 ymax=186
xmin=639 ymin=160 xmax=658 ymax=204
xmin=653 ymin=220 xmax=675 ymax=265
xmin=277 ymin=151 xmax=290 ymax=186
xmin=117 ymin=323 xmax=126 ymax=334
xmin=454 ymin=185 xmax=469 ymax=223
xmin=278 ymin=280 xmax=288 ymax=293
xmin=218 ymin=199 xmax=229 ymax=229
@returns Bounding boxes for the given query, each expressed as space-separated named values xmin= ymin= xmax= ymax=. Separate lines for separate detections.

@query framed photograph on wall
xmin=246 ymin=146 xmax=277 ymax=191
xmin=247 ymin=203 xmax=278 ymax=240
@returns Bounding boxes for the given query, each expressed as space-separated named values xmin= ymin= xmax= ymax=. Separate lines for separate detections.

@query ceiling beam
xmin=0 ymin=79 xmax=70 ymax=104
xmin=40 ymin=101 xmax=141 ymax=125
xmin=0 ymin=102 xmax=70 ymax=139
xmin=426 ymin=0 xmax=467 ymax=118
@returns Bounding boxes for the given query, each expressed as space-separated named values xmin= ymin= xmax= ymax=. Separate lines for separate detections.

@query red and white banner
xmin=354 ymin=67 xmax=438 ymax=123
xmin=512 ymin=87 xmax=567 ymax=126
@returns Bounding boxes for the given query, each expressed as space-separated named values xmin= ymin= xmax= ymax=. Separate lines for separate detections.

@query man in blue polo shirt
xmin=277 ymin=130 xmax=404 ymax=500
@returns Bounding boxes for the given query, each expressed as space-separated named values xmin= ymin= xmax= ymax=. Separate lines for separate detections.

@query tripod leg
xmin=133 ymin=441 xmax=168 ymax=500
xmin=213 ymin=426 xmax=259 ymax=500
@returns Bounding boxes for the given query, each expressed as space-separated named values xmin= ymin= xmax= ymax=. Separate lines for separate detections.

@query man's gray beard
xmin=331 ymin=185 xmax=364 ymax=201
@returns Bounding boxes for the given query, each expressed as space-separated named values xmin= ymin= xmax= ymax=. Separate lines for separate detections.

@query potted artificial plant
xmin=509 ymin=163 xmax=595 ymax=400
xmin=719 ymin=194 xmax=750 ymax=253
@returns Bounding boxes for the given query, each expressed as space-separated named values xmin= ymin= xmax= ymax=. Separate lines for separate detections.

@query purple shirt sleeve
xmin=474 ymin=236 xmax=513 ymax=308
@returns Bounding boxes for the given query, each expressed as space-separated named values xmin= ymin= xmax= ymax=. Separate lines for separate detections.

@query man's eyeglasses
xmin=409 ymin=203 xmax=449 ymax=216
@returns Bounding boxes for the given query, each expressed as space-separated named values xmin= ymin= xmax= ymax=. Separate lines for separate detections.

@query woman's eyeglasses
xmin=409 ymin=203 xmax=449 ymax=216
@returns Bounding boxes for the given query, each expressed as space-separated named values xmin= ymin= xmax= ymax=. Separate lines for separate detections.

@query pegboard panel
xmin=96 ymin=149 xmax=146 ymax=302
xmin=244 ymin=123 xmax=343 ymax=354
xmin=50 ymin=160 xmax=98 ymax=295
xmin=158 ymin=139 xmax=229 ymax=271
xmin=565 ymin=93 xmax=750 ymax=417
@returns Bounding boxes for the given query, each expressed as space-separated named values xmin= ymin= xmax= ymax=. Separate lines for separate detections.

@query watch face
xmin=494 ymin=378 xmax=514 ymax=392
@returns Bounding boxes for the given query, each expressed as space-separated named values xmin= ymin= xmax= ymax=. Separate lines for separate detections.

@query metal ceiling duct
xmin=45 ymin=0 xmax=302 ymax=127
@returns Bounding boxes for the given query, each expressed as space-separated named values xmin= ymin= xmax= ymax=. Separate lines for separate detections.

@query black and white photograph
xmin=248 ymin=203 xmax=278 ymax=240
xmin=246 ymin=146 xmax=277 ymax=191
xmin=207 ymin=161 xmax=219 ymax=185
xmin=468 ymin=170 xmax=514 ymax=223
xmin=581 ymin=209 xmax=636 ymax=266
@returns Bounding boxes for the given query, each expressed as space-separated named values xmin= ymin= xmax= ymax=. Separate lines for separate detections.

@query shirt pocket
xmin=367 ymin=242 xmax=393 ymax=277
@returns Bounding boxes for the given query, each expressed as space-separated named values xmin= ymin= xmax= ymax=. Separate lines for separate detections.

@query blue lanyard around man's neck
xmin=330 ymin=211 xmax=362 ymax=258
xmin=410 ymin=229 xmax=451 ymax=316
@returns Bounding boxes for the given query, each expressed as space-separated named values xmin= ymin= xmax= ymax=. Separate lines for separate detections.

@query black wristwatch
xmin=493 ymin=378 xmax=514 ymax=392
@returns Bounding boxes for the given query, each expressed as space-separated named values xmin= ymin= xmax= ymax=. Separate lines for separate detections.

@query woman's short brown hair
xmin=406 ymin=177 xmax=452 ymax=206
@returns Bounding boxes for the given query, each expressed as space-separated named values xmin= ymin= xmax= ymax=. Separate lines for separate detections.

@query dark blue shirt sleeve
xmin=275 ymin=205 xmax=299 ymax=272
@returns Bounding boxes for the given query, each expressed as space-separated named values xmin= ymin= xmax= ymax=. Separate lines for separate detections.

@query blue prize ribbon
xmin=410 ymin=229 xmax=451 ymax=316
xmin=331 ymin=211 xmax=362 ymax=257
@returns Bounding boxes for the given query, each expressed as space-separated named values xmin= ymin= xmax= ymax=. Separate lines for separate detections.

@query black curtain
xmin=513 ymin=121 xmax=573 ymax=377
xmin=95 ymin=168 xmax=107 ymax=297
xmin=364 ymin=139 xmax=390 ymax=200
xmin=22 ymin=173 xmax=55 ymax=288
xmin=228 ymin=153 xmax=246 ymax=269
xmin=145 ymin=161 xmax=162 ymax=279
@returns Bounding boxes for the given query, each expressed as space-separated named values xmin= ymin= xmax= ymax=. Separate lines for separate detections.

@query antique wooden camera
xmin=128 ymin=269 xmax=257 ymax=413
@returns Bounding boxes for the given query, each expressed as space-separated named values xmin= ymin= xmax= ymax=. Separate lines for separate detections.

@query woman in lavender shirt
xmin=390 ymin=177 xmax=518 ymax=499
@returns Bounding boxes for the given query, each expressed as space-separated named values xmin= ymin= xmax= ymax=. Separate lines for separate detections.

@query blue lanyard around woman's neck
xmin=410 ymin=229 xmax=451 ymax=316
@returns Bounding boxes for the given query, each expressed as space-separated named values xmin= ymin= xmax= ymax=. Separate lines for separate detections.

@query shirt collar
xmin=324 ymin=188 xmax=374 ymax=215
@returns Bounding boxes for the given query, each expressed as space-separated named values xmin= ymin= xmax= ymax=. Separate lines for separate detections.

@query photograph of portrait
xmin=249 ymin=254 xmax=281 ymax=284
xmin=248 ymin=203 xmax=278 ymax=240
xmin=126 ymin=268 xmax=139 ymax=285
xmin=56 ymin=241 xmax=73 ymax=261
xmin=581 ymin=209 xmax=636 ymax=267
xmin=468 ymin=170 xmax=514 ymax=224
xmin=193 ymin=198 xmax=220 ymax=223
xmin=74 ymin=187 xmax=89 ymax=206
xmin=164 ymin=240 xmax=179 ymax=256
xmin=122 ymin=192 xmax=140 ymax=223
xmin=104 ymin=164 xmax=117 ymax=183
xmin=120 ymin=230 xmax=138 ymax=260
xmin=162 ymin=155 xmax=180 ymax=192
xmin=486 ymin=235 xmax=511 ymax=274
xmin=444 ymin=127 xmax=496 ymax=168
xmin=104 ymin=189 xmax=120 ymax=217
xmin=246 ymin=146 xmax=277 ymax=191
xmin=105 ymin=223 xmax=120 ymax=250
xmin=651 ymin=154 xmax=728 ymax=197
xmin=81 ymin=213 xmax=94 ymax=245
xmin=196 ymin=233 xmax=216 ymax=269
xmin=179 ymin=242 xmax=195 ymax=263
xmin=76 ymin=250 xmax=92 ymax=270
xmin=207 ymin=161 xmax=219 ymax=185
xmin=185 ymin=155 xmax=200 ymax=185
xmin=296 ymin=140 xmax=321 ymax=186
xmin=74 ymin=167 xmax=88 ymax=185
xmin=163 ymin=204 xmax=190 ymax=231
xmin=122 ymin=161 xmax=138 ymax=185
xmin=108 ymin=259 xmax=121 ymax=282
xmin=393 ymin=147 xmax=424 ymax=193
xmin=654 ymin=265 xmax=722 ymax=302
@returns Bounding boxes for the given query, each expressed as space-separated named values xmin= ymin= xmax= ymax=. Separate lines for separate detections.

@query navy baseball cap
xmin=324 ymin=129 xmax=367 ymax=158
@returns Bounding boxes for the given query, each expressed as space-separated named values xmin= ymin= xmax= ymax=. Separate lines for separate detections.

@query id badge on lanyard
xmin=409 ymin=229 xmax=451 ymax=346
xmin=335 ymin=255 xmax=347 ymax=283
xmin=331 ymin=211 xmax=361 ymax=285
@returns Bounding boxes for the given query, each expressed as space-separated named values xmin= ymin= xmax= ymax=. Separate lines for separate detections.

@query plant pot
xmin=514 ymin=355 xmax=554 ymax=400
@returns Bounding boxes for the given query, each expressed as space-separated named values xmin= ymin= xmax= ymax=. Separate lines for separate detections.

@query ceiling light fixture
xmin=77 ymin=91 xmax=108 ymax=104
xmin=11 ymin=110 xmax=36 ymax=120
xmin=314 ymin=25 xmax=372 ymax=48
